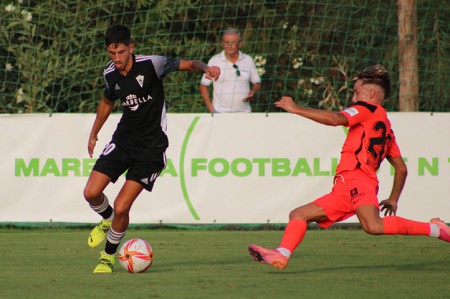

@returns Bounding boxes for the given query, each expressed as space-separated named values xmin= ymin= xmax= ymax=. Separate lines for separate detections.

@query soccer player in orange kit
xmin=248 ymin=64 xmax=450 ymax=269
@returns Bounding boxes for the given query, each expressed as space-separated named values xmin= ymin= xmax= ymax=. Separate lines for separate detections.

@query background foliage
xmin=0 ymin=0 xmax=448 ymax=113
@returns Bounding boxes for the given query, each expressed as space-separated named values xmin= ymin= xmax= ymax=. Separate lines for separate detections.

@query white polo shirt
xmin=200 ymin=51 xmax=261 ymax=113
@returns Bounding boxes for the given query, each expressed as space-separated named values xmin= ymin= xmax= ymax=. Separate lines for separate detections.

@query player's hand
xmin=243 ymin=91 xmax=254 ymax=102
xmin=379 ymin=198 xmax=398 ymax=216
xmin=274 ymin=96 xmax=298 ymax=113
xmin=87 ymin=135 xmax=98 ymax=158
xmin=204 ymin=66 xmax=221 ymax=81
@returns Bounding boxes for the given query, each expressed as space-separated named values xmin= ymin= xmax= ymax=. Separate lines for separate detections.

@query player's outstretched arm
xmin=274 ymin=96 xmax=348 ymax=127
xmin=88 ymin=97 xmax=115 ymax=157
xmin=179 ymin=60 xmax=220 ymax=81
xmin=380 ymin=155 xmax=408 ymax=216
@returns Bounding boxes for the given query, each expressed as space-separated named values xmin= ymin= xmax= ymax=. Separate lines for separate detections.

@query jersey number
xmin=368 ymin=121 xmax=388 ymax=167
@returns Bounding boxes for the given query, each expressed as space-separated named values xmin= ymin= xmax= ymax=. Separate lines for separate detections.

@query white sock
xmin=107 ymin=227 xmax=126 ymax=244
xmin=89 ymin=194 xmax=113 ymax=221
xmin=276 ymin=247 xmax=291 ymax=258
xmin=89 ymin=194 xmax=109 ymax=213
xmin=429 ymin=223 xmax=440 ymax=238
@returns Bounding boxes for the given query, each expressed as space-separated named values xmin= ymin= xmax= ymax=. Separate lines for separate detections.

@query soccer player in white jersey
xmin=83 ymin=24 xmax=220 ymax=273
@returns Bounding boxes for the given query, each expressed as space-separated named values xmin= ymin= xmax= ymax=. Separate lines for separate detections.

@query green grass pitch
xmin=1 ymin=228 xmax=448 ymax=299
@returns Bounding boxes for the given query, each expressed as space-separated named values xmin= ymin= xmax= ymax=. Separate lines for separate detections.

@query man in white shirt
xmin=200 ymin=28 xmax=261 ymax=113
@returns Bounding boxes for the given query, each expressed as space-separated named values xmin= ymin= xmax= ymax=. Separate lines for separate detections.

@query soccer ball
xmin=118 ymin=238 xmax=154 ymax=273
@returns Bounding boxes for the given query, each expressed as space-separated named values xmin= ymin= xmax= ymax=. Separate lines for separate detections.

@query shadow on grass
xmin=267 ymin=260 xmax=450 ymax=275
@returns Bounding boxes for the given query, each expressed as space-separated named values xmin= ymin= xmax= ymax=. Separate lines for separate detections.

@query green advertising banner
xmin=1 ymin=113 xmax=449 ymax=224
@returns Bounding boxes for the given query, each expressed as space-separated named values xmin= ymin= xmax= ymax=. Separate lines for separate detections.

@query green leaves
xmin=0 ymin=0 xmax=448 ymax=113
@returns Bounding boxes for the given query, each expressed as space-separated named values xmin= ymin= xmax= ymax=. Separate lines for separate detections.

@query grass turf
xmin=0 ymin=229 xmax=448 ymax=299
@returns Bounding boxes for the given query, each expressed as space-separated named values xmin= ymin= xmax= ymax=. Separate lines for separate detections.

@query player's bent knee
xmin=288 ymin=209 xmax=311 ymax=221
xmin=361 ymin=223 xmax=384 ymax=235
xmin=113 ymin=202 xmax=132 ymax=217
xmin=289 ymin=209 xmax=303 ymax=220
xmin=289 ymin=203 xmax=325 ymax=222
xmin=83 ymin=188 xmax=101 ymax=204
xmin=83 ymin=188 xmax=93 ymax=202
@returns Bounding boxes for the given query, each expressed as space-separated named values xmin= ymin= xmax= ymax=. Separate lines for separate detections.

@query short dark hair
xmin=105 ymin=24 xmax=132 ymax=47
xmin=356 ymin=64 xmax=391 ymax=99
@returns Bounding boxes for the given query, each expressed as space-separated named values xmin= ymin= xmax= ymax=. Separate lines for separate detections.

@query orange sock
xmin=278 ymin=219 xmax=307 ymax=254
xmin=383 ymin=216 xmax=430 ymax=236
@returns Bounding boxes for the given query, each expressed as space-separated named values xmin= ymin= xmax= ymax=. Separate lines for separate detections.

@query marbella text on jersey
xmin=122 ymin=93 xmax=153 ymax=110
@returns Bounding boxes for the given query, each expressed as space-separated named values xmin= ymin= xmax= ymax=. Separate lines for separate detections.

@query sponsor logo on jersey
xmin=123 ymin=93 xmax=153 ymax=111
xmin=343 ymin=107 xmax=359 ymax=117
xmin=136 ymin=75 xmax=144 ymax=88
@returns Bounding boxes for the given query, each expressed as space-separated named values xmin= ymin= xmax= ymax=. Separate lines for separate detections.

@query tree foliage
xmin=0 ymin=0 xmax=448 ymax=113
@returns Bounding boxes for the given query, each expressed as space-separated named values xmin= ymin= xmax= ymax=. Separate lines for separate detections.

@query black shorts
xmin=93 ymin=141 xmax=166 ymax=192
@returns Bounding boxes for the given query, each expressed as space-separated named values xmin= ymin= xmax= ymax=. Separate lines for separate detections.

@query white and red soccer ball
xmin=118 ymin=238 xmax=154 ymax=273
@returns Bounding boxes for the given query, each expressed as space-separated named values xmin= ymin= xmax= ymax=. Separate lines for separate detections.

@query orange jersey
xmin=337 ymin=101 xmax=401 ymax=181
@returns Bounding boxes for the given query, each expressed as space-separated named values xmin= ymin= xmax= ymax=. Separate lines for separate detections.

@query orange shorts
xmin=313 ymin=169 xmax=379 ymax=228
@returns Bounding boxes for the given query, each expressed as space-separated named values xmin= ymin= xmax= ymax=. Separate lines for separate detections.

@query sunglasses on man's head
xmin=233 ymin=64 xmax=240 ymax=76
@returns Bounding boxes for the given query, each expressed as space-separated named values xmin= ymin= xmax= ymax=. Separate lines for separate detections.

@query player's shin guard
xmin=278 ymin=219 xmax=308 ymax=255
xmin=105 ymin=227 xmax=126 ymax=255
xmin=382 ymin=216 xmax=430 ymax=236
xmin=90 ymin=194 xmax=113 ymax=220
